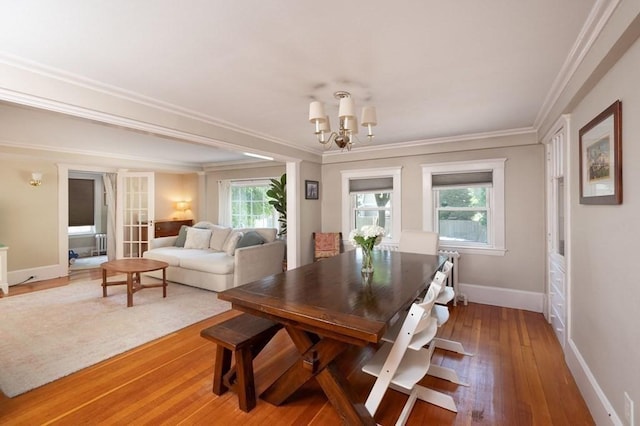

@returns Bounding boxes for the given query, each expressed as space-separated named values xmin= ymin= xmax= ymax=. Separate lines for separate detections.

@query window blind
xmin=432 ymin=171 xmax=493 ymax=187
xmin=349 ymin=177 xmax=393 ymax=193
xmin=69 ymin=179 xmax=95 ymax=226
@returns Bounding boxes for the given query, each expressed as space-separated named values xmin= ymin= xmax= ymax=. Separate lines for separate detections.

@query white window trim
xmin=422 ymin=159 xmax=506 ymax=256
xmin=341 ymin=167 xmax=402 ymax=246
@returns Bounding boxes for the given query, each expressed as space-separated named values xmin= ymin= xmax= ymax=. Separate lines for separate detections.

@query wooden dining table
xmin=218 ymin=249 xmax=444 ymax=425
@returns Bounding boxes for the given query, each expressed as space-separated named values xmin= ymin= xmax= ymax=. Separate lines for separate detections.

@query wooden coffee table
xmin=101 ymin=258 xmax=169 ymax=307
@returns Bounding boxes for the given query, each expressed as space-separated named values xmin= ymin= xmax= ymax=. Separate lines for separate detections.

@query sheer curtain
xmin=218 ymin=179 xmax=231 ymax=226
xmin=103 ymin=173 xmax=117 ymax=260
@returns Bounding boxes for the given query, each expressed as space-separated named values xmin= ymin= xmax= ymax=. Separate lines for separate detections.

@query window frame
xmin=229 ymin=179 xmax=278 ymax=230
xmin=341 ymin=167 xmax=402 ymax=246
xmin=422 ymin=159 xmax=506 ymax=256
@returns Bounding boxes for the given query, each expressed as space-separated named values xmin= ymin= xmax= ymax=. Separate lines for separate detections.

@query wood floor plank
xmin=0 ymin=271 xmax=594 ymax=425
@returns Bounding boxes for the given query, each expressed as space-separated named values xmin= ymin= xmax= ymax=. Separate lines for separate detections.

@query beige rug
xmin=0 ymin=276 xmax=231 ymax=397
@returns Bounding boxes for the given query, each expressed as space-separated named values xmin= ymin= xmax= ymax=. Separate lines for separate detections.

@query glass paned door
xmin=116 ymin=172 xmax=154 ymax=258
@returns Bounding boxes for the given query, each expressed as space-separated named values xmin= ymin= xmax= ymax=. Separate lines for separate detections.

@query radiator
xmin=438 ymin=249 xmax=467 ymax=306
xmin=92 ymin=233 xmax=107 ymax=256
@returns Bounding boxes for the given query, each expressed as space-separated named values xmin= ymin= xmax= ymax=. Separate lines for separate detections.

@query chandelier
xmin=308 ymin=91 xmax=377 ymax=151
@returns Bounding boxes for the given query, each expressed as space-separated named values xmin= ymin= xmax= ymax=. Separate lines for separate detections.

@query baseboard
xmin=8 ymin=263 xmax=68 ymax=286
xmin=458 ymin=282 xmax=544 ymax=312
xmin=566 ymin=338 xmax=621 ymax=425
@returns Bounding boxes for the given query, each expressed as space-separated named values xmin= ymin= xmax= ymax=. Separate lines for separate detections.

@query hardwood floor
xmin=0 ymin=271 xmax=594 ymax=425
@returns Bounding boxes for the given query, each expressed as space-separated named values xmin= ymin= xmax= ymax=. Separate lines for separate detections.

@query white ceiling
xmin=0 ymin=0 xmax=597 ymax=166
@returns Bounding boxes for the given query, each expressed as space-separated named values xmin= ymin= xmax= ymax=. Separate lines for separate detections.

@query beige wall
xmin=322 ymin=139 xmax=546 ymax=293
xmin=154 ymin=172 xmax=199 ymax=222
xmin=569 ymin=35 xmax=640 ymax=421
xmin=299 ymin=161 xmax=322 ymax=265
xmin=0 ymin=155 xmax=58 ymax=270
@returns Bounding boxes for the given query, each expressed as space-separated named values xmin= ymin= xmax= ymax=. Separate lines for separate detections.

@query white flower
xmin=349 ymin=225 xmax=386 ymax=249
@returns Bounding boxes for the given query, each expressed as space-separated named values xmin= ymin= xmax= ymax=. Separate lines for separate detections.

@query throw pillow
xmin=174 ymin=225 xmax=190 ymax=247
xmin=184 ymin=227 xmax=213 ymax=249
xmin=236 ymin=230 xmax=266 ymax=249
xmin=209 ymin=225 xmax=232 ymax=251
xmin=223 ymin=231 xmax=244 ymax=256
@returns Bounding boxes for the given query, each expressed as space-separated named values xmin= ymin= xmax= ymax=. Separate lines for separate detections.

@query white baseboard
xmin=8 ymin=263 xmax=68 ymax=287
xmin=566 ymin=338 xmax=621 ymax=425
xmin=458 ymin=282 xmax=544 ymax=312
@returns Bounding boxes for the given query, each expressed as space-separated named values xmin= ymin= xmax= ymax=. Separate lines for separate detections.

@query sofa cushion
xmin=236 ymin=230 xmax=266 ymax=249
xmin=236 ymin=228 xmax=277 ymax=243
xmin=184 ymin=227 xmax=212 ymax=249
xmin=143 ymin=247 xmax=213 ymax=266
xmin=223 ymin=231 xmax=244 ymax=256
xmin=209 ymin=225 xmax=232 ymax=251
xmin=179 ymin=252 xmax=235 ymax=274
xmin=174 ymin=225 xmax=189 ymax=247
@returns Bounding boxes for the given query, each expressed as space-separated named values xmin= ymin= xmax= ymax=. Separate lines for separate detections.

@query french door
xmin=116 ymin=172 xmax=154 ymax=258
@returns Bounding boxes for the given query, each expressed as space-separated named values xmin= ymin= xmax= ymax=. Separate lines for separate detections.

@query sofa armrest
xmin=150 ymin=236 xmax=178 ymax=249
xmin=234 ymin=240 xmax=285 ymax=287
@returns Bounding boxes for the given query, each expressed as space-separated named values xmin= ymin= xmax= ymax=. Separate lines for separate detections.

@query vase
xmin=361 ymin=247 xmax=374 ymax=274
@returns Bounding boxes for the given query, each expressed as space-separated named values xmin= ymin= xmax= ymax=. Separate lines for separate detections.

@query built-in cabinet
xmin=153 ymin=219 xmax=193 ymax=238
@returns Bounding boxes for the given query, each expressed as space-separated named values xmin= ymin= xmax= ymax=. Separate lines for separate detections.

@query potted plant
xmin=266 ymin=173 xmax=286 ymax=237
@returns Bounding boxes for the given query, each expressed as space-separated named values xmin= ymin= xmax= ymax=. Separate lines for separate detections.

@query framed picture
xmin=305 ymin=180 xmax=319 ymax=200
xmin=579 ymin=100 xmax=622 ymax=205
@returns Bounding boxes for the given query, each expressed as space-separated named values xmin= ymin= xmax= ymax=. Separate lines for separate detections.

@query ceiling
xmin=0 ymin=1 xmax=597 ymax=167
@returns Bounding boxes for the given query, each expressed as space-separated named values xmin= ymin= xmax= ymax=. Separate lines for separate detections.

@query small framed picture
xmin=305 ymin=180 xmax=319 ymax=200
xmin=579 ymin=100 xmax=622 ymax=205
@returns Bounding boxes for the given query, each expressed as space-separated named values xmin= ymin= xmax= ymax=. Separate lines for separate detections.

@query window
xmin=68 ymin=178 xmax=97 ymax=235
xmin=229 ymin=180 xmax=278 ymax=229
xmin=341 ymin=168 xmax=401 ymax=245
xmin=422 ymin=159 xmax=505 ymax=255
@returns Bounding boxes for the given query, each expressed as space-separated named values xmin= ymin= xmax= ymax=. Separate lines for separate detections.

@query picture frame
xmin=305 ymin=180 xmax=319 ymax=200
xmin=579 ymin=100 xmax=622 ymax=205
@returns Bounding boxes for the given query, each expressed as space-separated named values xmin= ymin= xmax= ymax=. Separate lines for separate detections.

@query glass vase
xmin=361 ymin=247 xmax=374 ymax=274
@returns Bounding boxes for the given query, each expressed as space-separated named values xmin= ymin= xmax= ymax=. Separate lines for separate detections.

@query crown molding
xmin=534 ymin=0 xmax=621 ymax=129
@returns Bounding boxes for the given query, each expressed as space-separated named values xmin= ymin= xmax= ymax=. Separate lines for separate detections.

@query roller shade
xmin=69 ymin=179 xmax=95 ymax=226
xmin=432 ymin=171 xmax=493 ymax=187
xmin=349 ymin=177 xmax=393 ymax=193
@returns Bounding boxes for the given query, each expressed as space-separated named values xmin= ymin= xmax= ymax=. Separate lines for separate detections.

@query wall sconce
xmin=30 ymin=172 xmax=43 ymax=187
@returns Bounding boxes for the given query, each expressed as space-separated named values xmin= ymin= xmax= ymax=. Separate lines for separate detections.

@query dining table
xmin=218 ymin=248 xmax=444 ymax=425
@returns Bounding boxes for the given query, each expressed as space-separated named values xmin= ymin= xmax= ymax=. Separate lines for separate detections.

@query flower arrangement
xmin=349 ymin=225 xmax=386 ymax=273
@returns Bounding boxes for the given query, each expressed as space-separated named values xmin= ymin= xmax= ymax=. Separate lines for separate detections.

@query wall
xmin=568 ymin=35 xmax=640 ymax=424
xmin=299 ymin=161 xmax=322 ymax=265
xmin=0 ymin=154 xmax=58 ymax=271
xmin=322 ymin=138 xmax=546 ymax=298
xmin=154 ymin=172 xmax=199 ymax=222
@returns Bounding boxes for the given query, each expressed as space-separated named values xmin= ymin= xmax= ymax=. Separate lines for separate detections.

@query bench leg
xmin=213 ymin=346 xmax=231 ymax=395
xmin=235 ymin=348 xmax=256 ymax=412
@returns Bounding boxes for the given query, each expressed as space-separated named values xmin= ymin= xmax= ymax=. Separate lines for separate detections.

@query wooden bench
xmin=200 ymin=313 xmax=282 ymax=412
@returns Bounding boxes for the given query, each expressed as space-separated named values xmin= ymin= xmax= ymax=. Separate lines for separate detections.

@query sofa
xmin=142 ymin=221 xmax=285 ymax=292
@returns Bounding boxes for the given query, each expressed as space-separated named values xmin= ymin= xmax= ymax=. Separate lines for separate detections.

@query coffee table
xmin=101 ymin=258 xmax=169 ymax=307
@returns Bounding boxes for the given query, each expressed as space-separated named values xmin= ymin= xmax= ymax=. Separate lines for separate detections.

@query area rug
xmin=0 ymin=277 xmax=231 ymax=397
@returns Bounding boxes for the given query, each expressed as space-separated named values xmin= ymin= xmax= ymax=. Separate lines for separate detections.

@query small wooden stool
xmin=200 ymin=313 xmax=282 ymax=412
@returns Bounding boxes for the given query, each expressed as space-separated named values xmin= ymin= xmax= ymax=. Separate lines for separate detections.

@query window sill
xmin=439 ymin=244 xmax=506 ymax=256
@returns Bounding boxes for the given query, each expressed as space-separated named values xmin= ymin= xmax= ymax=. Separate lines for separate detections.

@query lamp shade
xmin=309 ymin=101 xmax=326 ymax=123
xmin=361 ymin=106 xmax=377 ymax=126
xmin=319 ymin=115 xmax=331 ymax=132
xmin=344 ymin=116 xmax=358 ymax=134
xmin=338 ymin=96 xmax=356 ymax=118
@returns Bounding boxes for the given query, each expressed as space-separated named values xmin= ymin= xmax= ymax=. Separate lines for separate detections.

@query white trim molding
xmin=459 ymin=282 xmax=544 ymax=313
xmin=422 ymin=158 xmax=506 ymax=256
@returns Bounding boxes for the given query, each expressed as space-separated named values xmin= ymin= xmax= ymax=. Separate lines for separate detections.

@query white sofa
xmin=142 ymin=221 xmax=285 ymax=292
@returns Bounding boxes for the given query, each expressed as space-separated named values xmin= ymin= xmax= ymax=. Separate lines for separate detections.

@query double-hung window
xmin=422 ymin=159 xmax=506 ymax=255
xmin=341 ymin=167 xmax=401 ymax=245
xmin=228 ymin=180 xmax=278 ymax=229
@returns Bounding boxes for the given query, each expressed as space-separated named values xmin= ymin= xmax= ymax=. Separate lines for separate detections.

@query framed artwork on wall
xmin=305 ymin=180 xmax=319 ymax=200
xmin=579 ymin=100 xmax=622 ymax=205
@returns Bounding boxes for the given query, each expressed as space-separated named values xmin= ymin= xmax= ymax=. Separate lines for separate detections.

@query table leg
xmin=102 ymin=268 xmax=107 ymax=297
xmin=261 ymin=326 xmax=375 ymax=425
xmin=126 ymin=272 xmax=133 ymax=307
xmin=162 ymin=267 xmax=167 ymax=298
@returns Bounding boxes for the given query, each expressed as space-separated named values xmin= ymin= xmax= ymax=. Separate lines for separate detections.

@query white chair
xmin=362 ymin=284 xmax=457 ymax=425
xmin=399 ymin=231 xmax=473 ymax=359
